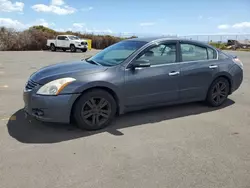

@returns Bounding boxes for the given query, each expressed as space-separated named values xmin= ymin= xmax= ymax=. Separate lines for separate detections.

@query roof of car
xmin=128 ymin=36 xmax=212 ymax=44
xmin=127 ymin=36 xmax=215 ymax=48
xmin=127 ymin=36 xmax=182 ymax=42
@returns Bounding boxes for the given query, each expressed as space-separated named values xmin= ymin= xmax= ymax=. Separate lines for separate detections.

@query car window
xmin=136 ymin=43 xmax=176 ymax=66
xmin=181 ymin=43 xmax=208 ymax=61
xmin=89 ymin=40 xmax=147 ymax=66
xmin=207 ymin=47 xmax=216 ymax=59
xmin=58 ymin=36 xmax=67 ymax=40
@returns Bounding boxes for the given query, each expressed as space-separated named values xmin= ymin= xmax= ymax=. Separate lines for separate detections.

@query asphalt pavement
xmin=0 ymin=50 xmax=249 ymax=188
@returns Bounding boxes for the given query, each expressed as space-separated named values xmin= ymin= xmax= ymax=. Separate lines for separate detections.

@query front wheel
xmin=50 ymin=44 xmax=56 ymax=51
xmin=81 ymin=48 xmax=87 ymax=52
xmin=206 ymin=77 xmax=230 ymax=107
xmin=70 ymin=44 xmax=76 ymax=52
xmin=73 ymin=89 xmax=117 ymax=130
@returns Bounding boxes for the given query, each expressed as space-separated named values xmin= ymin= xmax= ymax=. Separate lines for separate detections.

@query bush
xmin=0 ymin=25 xmax=136 ymax=51
xmin=209 ymin=42 xmax=227 ymax=50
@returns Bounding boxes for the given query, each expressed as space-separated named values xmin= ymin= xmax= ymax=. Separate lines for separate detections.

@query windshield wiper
xmin=84 ymin=59 xmax=102 ymax=66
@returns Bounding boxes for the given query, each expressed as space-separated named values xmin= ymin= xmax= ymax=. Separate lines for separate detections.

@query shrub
xmin=0 ymin=25 xmax=135 ymax=51
xmin=209 ymin=42 xmax=227 ymax=50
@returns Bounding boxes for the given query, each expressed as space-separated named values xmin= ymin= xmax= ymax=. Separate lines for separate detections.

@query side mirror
xmin=131 ymin=59 xmax=151 ymax=69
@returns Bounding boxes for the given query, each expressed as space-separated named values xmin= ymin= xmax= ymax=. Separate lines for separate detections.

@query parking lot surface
xmin=0 ymin=50 xmax=250 ymax=188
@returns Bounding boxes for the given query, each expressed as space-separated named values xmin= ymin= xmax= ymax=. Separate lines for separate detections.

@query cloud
xmin=81 ymin=7 xmax=93 ymax=11
xmin=31 ymin=0 xmax=76 ymax=15
xmin=85 ymin=28 xmax=113 ymax=34
xmin=140 ymin=22 xmax=155 ymax=26
xmin=232 ymin=22 xmax=250 ymax=29
xmin=218 ymin=24 xmax=230 ymax=29
xmin=73 ymin=23 xmax=85 ymax=29
xmin=51 ymin=0 xmax=64 ymax=6
xmin=198 ymin=15 xmax=203 ymax=20
xmin=32 ymin=19 xmax=51 ymax=28
xmin=0 ymin=18 xmax=25 ymax=29
xmin=0 ymin=0 xmax=24 ymax=12
xmin=218 ymin=22 xmax=250 ymax=30
xmin=0 ymin=18 xmax=55 ymax=30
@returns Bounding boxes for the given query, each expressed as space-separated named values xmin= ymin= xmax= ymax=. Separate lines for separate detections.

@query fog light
xmin=32 ymin=109 xmax=44 ymax=116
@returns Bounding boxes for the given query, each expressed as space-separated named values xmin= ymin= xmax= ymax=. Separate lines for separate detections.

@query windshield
xmin=88 ymin=40 xmax=147 ymax=66
xmin=68 ymin=36 xmax=80 ymax=40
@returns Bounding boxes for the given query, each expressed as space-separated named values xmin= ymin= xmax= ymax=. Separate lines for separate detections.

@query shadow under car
xmin=7 ymin=99 xmax=235 ymax=144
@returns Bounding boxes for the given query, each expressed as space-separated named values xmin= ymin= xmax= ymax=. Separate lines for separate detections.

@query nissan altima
xmin=23 ymin=37 xmax=243 ymax=130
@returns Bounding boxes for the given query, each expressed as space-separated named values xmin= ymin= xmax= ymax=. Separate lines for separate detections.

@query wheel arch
xmin=70 ymin=86 xmax=122 ymax=123
xmin=211 ymin=72 xmax=233 ymax=94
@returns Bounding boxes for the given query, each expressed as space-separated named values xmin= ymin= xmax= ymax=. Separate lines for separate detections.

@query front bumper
xmin=76 ymin=44 xmax=88 ymax=49
xmin=23 ymin=91 xmax=80 ymax=123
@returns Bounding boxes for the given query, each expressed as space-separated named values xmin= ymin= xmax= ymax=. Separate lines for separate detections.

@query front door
xmin=124 ymin=41 xmax=181 ymax=108
xmin=178 ymin=42 xmax=219 ymax=101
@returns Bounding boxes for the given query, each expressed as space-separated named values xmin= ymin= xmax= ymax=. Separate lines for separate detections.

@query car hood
xmin=30 ymin=60 xmax=107 ymax=84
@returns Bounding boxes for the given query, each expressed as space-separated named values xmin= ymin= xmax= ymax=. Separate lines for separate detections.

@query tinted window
xmin=207 ymin=48 xmax=216 ymax=59
xmin=68 ymin=36 xmax=80 ymax=40
xmin=58 ymin=36 xmax=66 ymax=40
xmin=181 ymin=43 xmax=207 ymax=61
xmin=136 ymin=43 xmax=176 ymax=65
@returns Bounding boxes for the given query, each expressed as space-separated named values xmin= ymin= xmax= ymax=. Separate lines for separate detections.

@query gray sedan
xmin=23 ymin=37 xmax=243 ymax=130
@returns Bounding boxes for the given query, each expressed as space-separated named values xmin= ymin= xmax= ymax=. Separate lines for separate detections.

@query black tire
xmin=81 ymin=48 xmax=87 ymax=52
xmin=73 ymin=89 xmax=117 ymax=131
xmin=206 ymin=77 xmax=230 ymax=107
xmin=50 ymin=44 xmax=56 ymax=51
xmin=62 ymin=49 xmax=66 ymax=52
xmin=70 ymin=44 xmax=76 ymax=52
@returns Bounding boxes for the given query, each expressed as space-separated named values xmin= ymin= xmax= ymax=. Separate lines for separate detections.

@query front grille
xmin=25 ymin=79 xmax=39 ymax=90
xmin=81 ymin=42 xmax=87 ymax=45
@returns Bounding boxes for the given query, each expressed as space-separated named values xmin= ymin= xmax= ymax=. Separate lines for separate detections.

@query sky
xmin=0 ymin=0 xmax=250 ymax=37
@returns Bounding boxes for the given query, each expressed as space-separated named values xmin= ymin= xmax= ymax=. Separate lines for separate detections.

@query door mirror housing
xmin=131 ymin=59 xmax=151 ymax=69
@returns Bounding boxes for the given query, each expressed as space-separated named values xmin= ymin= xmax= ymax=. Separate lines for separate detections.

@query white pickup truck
xmin=47 ymin=35 xmax=88 ymax=52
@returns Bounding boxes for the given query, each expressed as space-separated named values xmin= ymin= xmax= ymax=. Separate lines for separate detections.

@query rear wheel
xmin=81 ymin=48 xmax=87 ymax=52
xmin=50 ymin=44 xmax=56 ymax=51
xmin=206 ymin=77 xmax=230 ymax=107
xmin=73 ymin=89 xmax=117 ymax=130
xmin=62 ymin=49 xmax=66 ymax=52
xmin=70 ymin=44 xmax=76 ymax=52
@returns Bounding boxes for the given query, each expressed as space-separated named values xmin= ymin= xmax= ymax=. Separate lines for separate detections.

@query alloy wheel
xmin=211 ymin=81 xmax=228 ymax=104
xmin=81 ymin=97 xmax=112 ymax=127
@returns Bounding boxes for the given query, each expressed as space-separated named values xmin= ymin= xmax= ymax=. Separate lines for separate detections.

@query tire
xmin=73 ymin=89 xmax=117 ymax=131
xmin=81 ymin=49 xmax=87 ymax=52
xmin=62 ymin=49 xmax=66 ymax=52
xmin=70 ymin=44 xmax=76 ymax=52
xmin=206 ymin=77 xmax=230 ymax=107
xmin=50 ymin=44 xmax=56 ymax=51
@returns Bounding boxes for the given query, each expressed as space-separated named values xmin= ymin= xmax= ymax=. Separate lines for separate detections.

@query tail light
xmin=232 ymin=56 xmax=243 ymax=69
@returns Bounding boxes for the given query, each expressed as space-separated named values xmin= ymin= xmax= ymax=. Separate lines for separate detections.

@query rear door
xmin=178 ymin=41 xmax=219 ymax=101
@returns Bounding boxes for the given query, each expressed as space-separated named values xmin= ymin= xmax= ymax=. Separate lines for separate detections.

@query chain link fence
xmin=175 ymin=34 xmax=250 ymax=43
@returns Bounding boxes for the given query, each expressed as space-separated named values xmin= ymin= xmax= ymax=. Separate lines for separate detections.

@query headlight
xmin=36 ymin=77 xmax=76 ymax=95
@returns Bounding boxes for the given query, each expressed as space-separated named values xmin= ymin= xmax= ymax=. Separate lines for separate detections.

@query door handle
xmin=209 ymin=65 xmax=218 ymax=69
xmin=169 ymin=71 xmax=180 ymax=76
